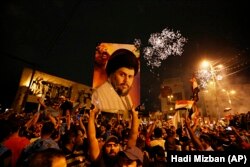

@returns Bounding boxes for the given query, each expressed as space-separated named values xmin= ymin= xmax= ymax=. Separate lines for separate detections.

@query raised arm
xmin=79 ymin=115 xmax=87 ymax=138
xmin=185 ymin=116 xmax=204 ymax=151
xmin=24 ymin=115 xmax=34 ymax=129
xmin=37 ymin=97 xmax=47 ymax=109
xmin=147 ymin=119 xmax=157 ymax=137
xmin=87 ymin=107 xmax=100 ymax=161
xmin=47 ymin=112 xmax=57 ymax=127
xmin=231 ymin=126 xmax=244 ymax=143
xmin=31 ymin=111 xmax=40 ymax=126
xmin=65 ymin=110 xmax=71 ymax=131
xmin=127 ymin=108 xmax=139 ymax=147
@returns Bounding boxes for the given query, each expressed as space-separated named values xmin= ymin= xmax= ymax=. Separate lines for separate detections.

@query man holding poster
xmin=92 ymin=48 xmax=139 ymax=120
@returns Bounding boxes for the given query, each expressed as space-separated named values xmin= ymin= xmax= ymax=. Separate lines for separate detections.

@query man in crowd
xmin=87 ymin=106 xmax=139 ymax=167
xmin=185 ymin=117 xmax=214 ymax=151
xmin=27 ymin=148 xmax=67 ymax=167
xmin=19 ymin=121 xmax=60 ymax=166
xmin=60 ymin=125 xmax=90 ymax=167
xmin=3 ymin=116 xmax=30 ymax=167
xmin=0 ymin=120 xmax=12 ymax=167
xmin=117 ymin=146 xmax=143 ymax=167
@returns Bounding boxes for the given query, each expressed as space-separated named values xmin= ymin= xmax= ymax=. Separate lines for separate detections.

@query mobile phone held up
xmin=77 ymin=114 xmax=82 ymax=120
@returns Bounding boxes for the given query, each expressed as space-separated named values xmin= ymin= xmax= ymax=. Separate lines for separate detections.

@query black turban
xmin=106 ymin=49 xmax=139 ymax=76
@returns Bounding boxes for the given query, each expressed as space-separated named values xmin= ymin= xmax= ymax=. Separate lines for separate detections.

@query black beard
xmin=115 ymin=87 xmax=129 ymax=96
xmin=111 ymin=81 xmax=129 ymax=96
xmin=109 ymin=75 xmax=129 ymax=96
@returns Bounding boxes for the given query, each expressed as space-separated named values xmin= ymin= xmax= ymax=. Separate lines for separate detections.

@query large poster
xmin=92 ymin=43 xmax=140 ymax=119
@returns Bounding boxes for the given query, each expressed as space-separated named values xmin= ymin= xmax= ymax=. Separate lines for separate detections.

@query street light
xmin=201 ymin=61 xmax=210 ymax=68
xmin=168 ymin=95 xmax=173 ymax=102
xmin=167 ymin=95 xmax=174 ymax=115
xmin=230 ymin=90 xmax=236 ymax=95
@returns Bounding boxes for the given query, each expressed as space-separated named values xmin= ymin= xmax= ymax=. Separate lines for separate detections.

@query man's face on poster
xmin=95 ymin=44 xmax=110 ymax=66
xmin=95 ymin=50 xmax=109 ymax=66
xmin=110 ymin=67 xmax=135 ymax=96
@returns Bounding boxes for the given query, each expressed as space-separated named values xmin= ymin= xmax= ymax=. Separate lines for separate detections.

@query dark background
xmin=1 ymin=0 xmax=249 ymax=111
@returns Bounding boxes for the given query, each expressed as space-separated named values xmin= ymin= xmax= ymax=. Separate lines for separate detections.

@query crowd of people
xmin=1 ymin=48 xmax=250 ymax=167
xmin=1 ymin=102 xmax=250 ymax=167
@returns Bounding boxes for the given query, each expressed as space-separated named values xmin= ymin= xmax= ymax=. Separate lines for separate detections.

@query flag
xmin=172 ymin=110 xmax=181 ymax=129
xmin=190 ymin=104 xmax=200 ymax=122
xmin=175 ymin=100 xmax=194 ymax=110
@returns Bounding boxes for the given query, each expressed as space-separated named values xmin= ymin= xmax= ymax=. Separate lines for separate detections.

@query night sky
xmin=1 ymin=0 xmax=249 ymax=110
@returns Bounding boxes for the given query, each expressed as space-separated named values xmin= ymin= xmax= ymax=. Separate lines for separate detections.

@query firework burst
xmin=196 ymin=69 xmax=213 ymax=89
xmin=134 ymin=28 xmax=187 ymax=69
